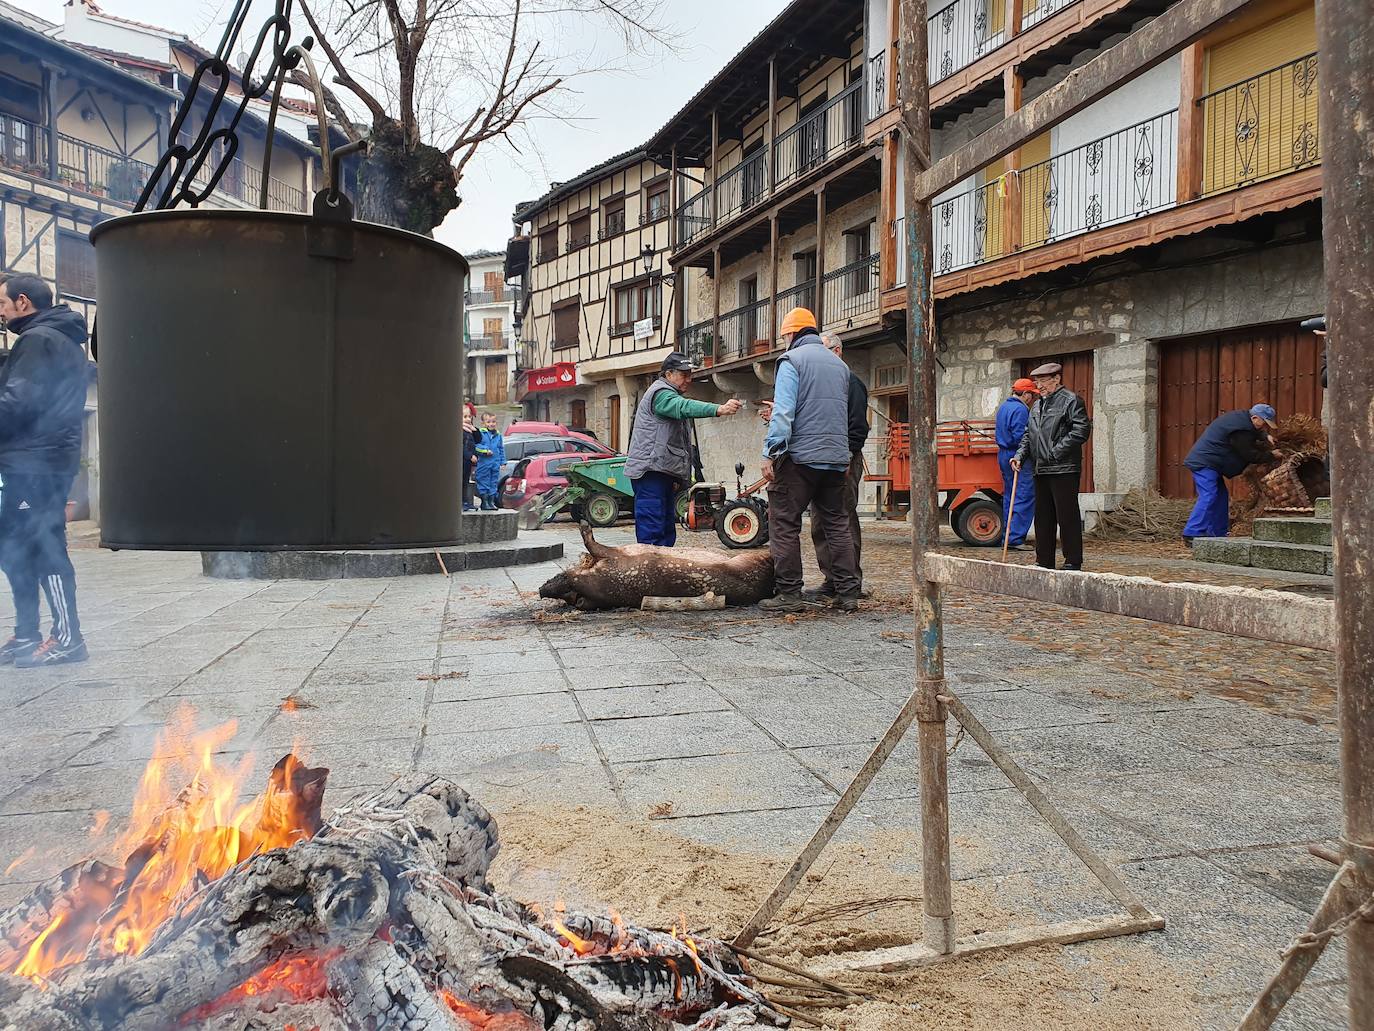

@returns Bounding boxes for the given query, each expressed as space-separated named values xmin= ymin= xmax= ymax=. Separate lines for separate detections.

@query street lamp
xmin=640 ymin=244 xmax=676 ymax=284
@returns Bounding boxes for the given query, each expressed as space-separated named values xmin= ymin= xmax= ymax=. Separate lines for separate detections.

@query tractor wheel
xmin=717 ymin=500 xmax=769 ymax=549
xmin=585 ymin=492 xmax=620 ymax=528
xmin=953 ymin=498 xmax=1003 ymax=547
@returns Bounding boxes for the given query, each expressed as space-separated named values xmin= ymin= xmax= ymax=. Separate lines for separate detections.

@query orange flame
xmin=440 ymin=990 xmax=540 ymax=1029
xmin=4 ymin=705 xmax=323 ymax=984
xmin=550 ymin=919 xmax=598 ymax=957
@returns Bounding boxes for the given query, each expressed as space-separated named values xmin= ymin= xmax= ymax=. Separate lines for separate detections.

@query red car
xmin=501 ymin=453 xmax=598 ymax=511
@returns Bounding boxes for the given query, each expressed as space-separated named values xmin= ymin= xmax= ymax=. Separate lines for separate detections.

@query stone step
xmin=1315 ymin=496 xmax=1332 ymax=518
xmin=1253 ymin=516 xmax=1332 ymax=547
xmin=1192 ymin=537 xmax=1333 ymax=576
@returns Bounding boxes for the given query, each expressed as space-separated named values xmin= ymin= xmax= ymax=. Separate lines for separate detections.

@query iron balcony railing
xmin=775 ymin=280 xmax=816 ymax=323
xmin=715 ymin=149 xmax=769 ymax=225
xmin=933 ymin=108 xmax=1178 ymax=274
xmin=0 ymin=114 xmax=46 ymax=172
xmin=467 ymin=288 xmax=506 ymax=305
xmin=1020 ymin=0 xmax=1083 ymax=31
xmin=467 ymin=334 xmax=510 ymax=352
xmin=822 ymin=254 xmax=880 ymax=326
xmin=1200 ymin=52 xmax=1319 ymax=195
xmin=928 ymin=0 xmax=1084 ymax=84
xmin=717 ymin=298 xmax=773 ymax=364
xmin=774 ymin=79 xmax=865 ymax=190
xmin=868 ymin=52 xmax=888 ymax=120
xmin=677 ymin=189 xmax=713 ymax=249
xmin=680 ymin=318 xmax=715 ymax=367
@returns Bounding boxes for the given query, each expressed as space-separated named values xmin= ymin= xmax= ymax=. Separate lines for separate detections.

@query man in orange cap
xmin=759 ymin=308 xmax=860 ymax=612
xmin=995 ymin=378 xmax=1039 ymax=550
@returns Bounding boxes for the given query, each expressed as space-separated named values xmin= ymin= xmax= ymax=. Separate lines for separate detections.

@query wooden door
xmin=1022 ymin=351 xmax=1095 ymax=492
xmin=570 ymin=399 xmax=587 ymax=429
xmin=484 ymin=358 xmax=508 ymax=404
xmin=1158 ymin=321 xmax=1323 ymax=497
xmin=609 ymin=395 xmax=622 ymax=452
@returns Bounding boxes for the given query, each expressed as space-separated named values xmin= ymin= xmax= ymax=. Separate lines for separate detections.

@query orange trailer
xmin=869 ymin=420 xmax=1007 ymax=545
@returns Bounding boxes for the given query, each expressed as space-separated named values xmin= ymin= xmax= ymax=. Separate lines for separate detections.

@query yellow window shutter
xmin=1201 ymin=5 xmax=1319 ymax=194
xmin=980 ymin=158 xmax=1007 ymax=258
xmin=1019 ymin=133 xmax=1053 ymax=248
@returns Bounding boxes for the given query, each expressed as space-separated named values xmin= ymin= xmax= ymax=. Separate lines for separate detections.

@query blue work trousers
xmin=1183 ymin=467 xmax=1230 ymax=538
xmin=632 ymin=472 xmax=678 ymax=547
xmin=998 ymin=450 xmax=1036 ymax=547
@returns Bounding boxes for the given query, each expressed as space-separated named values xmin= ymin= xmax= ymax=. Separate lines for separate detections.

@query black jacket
xmin=846 ymin=372 xmax=870 ymax=455
xmin=0 ymin=304 xmax=89 ymax=475
xmin=1014 ymin=386 xmax=1091 ymax=476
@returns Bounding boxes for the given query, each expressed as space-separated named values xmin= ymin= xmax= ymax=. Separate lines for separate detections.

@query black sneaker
xmin=759 ymin=593 xmax=815 ymax=613
xmin=0 ymin=636 xmax=40 ymax=666
xmin=15 ymin=636 xmax=89 ymax=668
xmin=833 ymin=595 xmax=860 ymax=613
xmin=801 ymin=586 xmax=837 ymax=602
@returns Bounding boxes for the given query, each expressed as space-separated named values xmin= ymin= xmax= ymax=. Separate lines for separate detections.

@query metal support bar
xmin=923 ymin=554 xmax=1336 ymax=650
xmin=1239 ymin=863 xmax=1359 ymax=1030
xmin=899 ymin=0 xmax=955 ymax=958
xmin=940 ymin=692 xmax=1154 ymax=918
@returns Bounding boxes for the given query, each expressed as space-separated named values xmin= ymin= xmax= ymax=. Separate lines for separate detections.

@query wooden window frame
xmin=642 ymin=174 xmax=670 ymax=224
xmin=566 ymin=209 xmax=592 ymax=252
xmin=601 ymin=195 xmax=627 ymax=239
xmin=536 ymin=225 xmax=559 ymax=264
xmin=610 ymin=274 xmax=663 ymax=337
xmin=551 ymin=295 xmax=581 ymax=351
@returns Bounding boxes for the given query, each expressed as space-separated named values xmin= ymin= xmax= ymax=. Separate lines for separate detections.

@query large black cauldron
xmin=91 ymin=208 xmax=467 ymax=551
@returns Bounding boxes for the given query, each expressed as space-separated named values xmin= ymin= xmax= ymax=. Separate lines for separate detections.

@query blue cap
xmin=1250 ymin=403 xmax=1277 ymax=427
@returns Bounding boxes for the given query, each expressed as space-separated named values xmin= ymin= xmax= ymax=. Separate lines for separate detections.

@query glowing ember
xmin=440 ymin=989 xmax=540 ymax=1030
xmin=183 ymin=948 xmax=342 ymax=1025
xmin=3 ymin=705 xmax=327 ymax=984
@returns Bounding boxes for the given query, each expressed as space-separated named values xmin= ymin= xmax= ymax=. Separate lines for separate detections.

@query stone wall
xmin=934 ymin=239 xmax=1324 ymax=495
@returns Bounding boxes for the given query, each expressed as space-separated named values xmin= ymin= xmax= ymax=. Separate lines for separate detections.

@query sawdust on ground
xmin=491 ymin=804 xmax=1197 ymax=1030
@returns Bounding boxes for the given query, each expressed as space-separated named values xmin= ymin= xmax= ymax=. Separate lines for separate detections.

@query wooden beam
xmin=814 ymin=188 xmax=827 ymax=325
xmin=1176 ymin=43 xmax=1205 ymax=202
xmin=915 ymin=0 xmax=1258 ymax=200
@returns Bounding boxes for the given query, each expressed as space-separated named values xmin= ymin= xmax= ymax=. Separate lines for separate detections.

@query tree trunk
xmin=353 ymin=118 xmax=461 ymax=236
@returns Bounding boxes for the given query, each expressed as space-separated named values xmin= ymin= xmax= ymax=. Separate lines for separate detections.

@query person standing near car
xmin=0 ymin=274 xmax=89 ymax=667
xmin=461 ymin=410 xmax=479 ymax=512
xmin=473 ymin=412 xmax=506 ymax=511
xmin=1011 ymin=362 xmax=1092 ymax=571
xmin=995 ymin=378 xmax=1039 ymax=551
xmin=624 ymin=351 xmax=743 ymax=547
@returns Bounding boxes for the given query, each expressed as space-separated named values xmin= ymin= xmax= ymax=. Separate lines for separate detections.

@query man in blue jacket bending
xmin=994 ymin=378 xmax=1039 ymax=551
xmin=1181 ymin=403 xmax=1282 ymax=543
xmin=0 ymin=274 xmax=89 ymax=667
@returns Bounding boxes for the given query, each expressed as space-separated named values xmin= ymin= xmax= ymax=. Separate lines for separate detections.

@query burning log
xmin=0 ymin=774 xmax=784 ymax=1031
xmin=540 ymin=527 xmax=775 ymax=611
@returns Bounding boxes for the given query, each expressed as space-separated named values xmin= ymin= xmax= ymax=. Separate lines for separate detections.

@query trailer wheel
xmin=585 ymin=492 xmax=620 ymax=528
xmin=953 ymin=498 xmax=1003 ymax=546
xmin=674 ymin=490 xmax=691 ymax=524
xmin=717 ymin=500 xmax=769 ymax=549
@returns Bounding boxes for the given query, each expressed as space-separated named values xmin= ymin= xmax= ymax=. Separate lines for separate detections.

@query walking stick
xmin=1002 ymin=465 xmax=1020 ymax=562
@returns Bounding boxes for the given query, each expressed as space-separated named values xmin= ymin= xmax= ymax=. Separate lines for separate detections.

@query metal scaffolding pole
xmin=1317 ymin=0 xmax=1374 ymax=1021
xmin=898 ymin=0 xmax=955 ymax=955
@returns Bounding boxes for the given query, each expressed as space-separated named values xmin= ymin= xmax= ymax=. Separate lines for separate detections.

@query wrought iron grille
xmin=868 ymin=52 xmax=888 ymax=120
xmin=927 ymin=0 xmax=1012 ymax=84
xmin=932 ymin=177 xmax=1006 ymax=274
xmin=1199 ymin=52 xmax=1319 ymax=195
xmin=776 ymin=281 xmax=816 ymax=321
xmin=822 ymin=254 xmax=880 ymax=326
xmin=1019 ymin=108 xmax=1178 ymax=248
xmin=715 ymin=149 xmax=769 ymax=225
xmin=679 ymin=319 xmax=715 ymax=366
xmin=675 ymin=189 xmax=713 ymax=248
xmin=717 ymin=298 xmax=773 ymax=364
xmin=773 ymin=79 xmax=865 ymax=190
xmin=1019 ymin=0 xmax=1084 ymax=31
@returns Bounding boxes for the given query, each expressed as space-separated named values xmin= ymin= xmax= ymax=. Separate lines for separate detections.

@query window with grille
xmin=568 ymin=212 xmax=591 ymax=251
xmin=602 ymin=198 xmax=626 ymax=237
xmin=553 ymin=300 xmax=580 ymax=350
xmin=644 ymin=183 xmax=669 ymax=222
xmin=537 ymin=226 xmax=558 ymax=263
xmin=612 ymin=277 xmax=661 ymax=335
xmin=57 ymin=230 xmax=96 ymax=300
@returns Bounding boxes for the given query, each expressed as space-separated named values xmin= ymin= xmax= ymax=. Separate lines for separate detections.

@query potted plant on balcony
xmin=23 ymin=162 xmax=47 ymax=179
xmin=108 ymin=160 xmax=143 ymax=204
xmin=701 ymin=331 xmax=716 ymax=368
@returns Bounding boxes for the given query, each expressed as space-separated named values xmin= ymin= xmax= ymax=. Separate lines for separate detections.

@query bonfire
xmin=0 ymin=711 xmax=783 ymax=1030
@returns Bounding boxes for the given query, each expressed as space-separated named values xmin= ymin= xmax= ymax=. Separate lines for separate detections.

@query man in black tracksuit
xmin=0 ymin=274 xmax=89 ymax=667
xmin=1011 ymin=361 xmax=1092 ymax=571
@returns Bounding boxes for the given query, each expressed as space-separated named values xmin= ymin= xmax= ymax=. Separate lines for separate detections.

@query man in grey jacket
xmin=760 ymin=308 xmax=860 ymax=612
xmin=1011 ymin=362 xmax=1092 ymax=571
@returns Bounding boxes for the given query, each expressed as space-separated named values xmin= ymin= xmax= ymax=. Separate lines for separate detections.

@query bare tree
xmin=297 ymin=0 xmax=672 ymax=234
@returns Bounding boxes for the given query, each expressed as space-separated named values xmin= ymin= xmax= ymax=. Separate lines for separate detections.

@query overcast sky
xmin=19 ymin=0 xmax=778 ymax=256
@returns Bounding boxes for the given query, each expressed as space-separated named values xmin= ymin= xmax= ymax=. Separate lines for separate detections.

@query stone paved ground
xmin=0 ymin=521 xmax=1347 ymax=1028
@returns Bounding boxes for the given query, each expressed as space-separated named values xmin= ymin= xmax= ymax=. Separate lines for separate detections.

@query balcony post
xmin=1176 ymin=43 xmax=1205 ymax=202
xmin=669 ymin=143 xmax=679 ymax=250
xmin=814 ymin=188 xmax=827 ymax=326
xmin=710 ymin=109 xmax=720 ymax=229
xmin=711 ymin=247 xmax=721 ymax=363
xmin=1010 ymin=0 xmax=1025 ymax=36
xmin=889 ymin=0 xmax=900 ymax=109
xmin=1002 ymin=67 xmax=1024 ymax=253
xmin=42 ymin=63 xmax=58 ymax=181
xmin=767 ymin=58 xmax=778 ymax=192
xmin=881 ymin=134 xmax=898 ymax=290
xmin=769 ymin=212 xmax=780 ymax=346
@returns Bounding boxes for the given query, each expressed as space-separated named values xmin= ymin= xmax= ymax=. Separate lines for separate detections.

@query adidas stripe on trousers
xmin=0 ymin=472 xmax=81 ymax=646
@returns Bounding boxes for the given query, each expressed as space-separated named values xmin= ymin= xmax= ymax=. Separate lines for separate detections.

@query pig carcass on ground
xmin=538 ymin=526 xmax=775 ymax=610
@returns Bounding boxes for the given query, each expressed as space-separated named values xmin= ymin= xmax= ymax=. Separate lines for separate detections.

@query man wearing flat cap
xmin=1180 ymin=403 xmax=1282 ymax=543
xmin=1011 ymin=362 xmax=1092 ymax=570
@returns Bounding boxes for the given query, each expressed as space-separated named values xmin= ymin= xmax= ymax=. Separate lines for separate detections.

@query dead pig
xmin=539 ymin=525 xmax=775 ymax=610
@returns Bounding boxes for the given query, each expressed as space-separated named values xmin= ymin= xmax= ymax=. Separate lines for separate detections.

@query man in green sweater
xmin=624 ymin=352 xmax=743 ymax=546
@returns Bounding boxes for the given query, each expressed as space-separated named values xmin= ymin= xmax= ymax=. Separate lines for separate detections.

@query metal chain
xmin=1281 ymin=886 xmax=1374 ymax=958
xmin=136 ymin=0 xmax=306 ymax=213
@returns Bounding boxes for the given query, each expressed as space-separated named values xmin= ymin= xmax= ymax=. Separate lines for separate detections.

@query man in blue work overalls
xmin=995 ymin=377 xmax=1039 ymax=551
xmin=1181 ymin=403 xmax=1282 ymax=543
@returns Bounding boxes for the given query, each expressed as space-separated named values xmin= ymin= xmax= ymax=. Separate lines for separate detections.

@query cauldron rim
xmin=89 ymin=207 xmax=470 ymax=272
